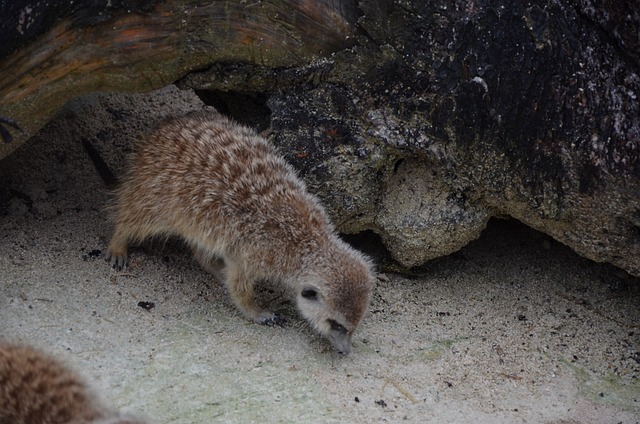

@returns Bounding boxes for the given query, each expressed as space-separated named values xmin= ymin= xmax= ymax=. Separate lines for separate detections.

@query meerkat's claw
xmin=254 ymin=312 xmax=285 ymax=326
xmin=105 ymin=252 xmax=127 ymax=270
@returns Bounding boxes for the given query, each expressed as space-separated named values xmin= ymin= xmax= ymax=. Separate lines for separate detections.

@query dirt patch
xmin=0 ymin=86 xmax=638 ymax=423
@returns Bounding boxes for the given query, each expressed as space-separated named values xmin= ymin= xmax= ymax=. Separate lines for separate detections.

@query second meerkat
xmin=0 ymin=342 xmax=151 ymax=424
xmin=105 ymin=111 xmax=373 ymax=354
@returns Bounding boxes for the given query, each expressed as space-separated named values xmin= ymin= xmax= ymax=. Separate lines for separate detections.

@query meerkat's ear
xmin=301 ymin=287 xmax=319 ymax=300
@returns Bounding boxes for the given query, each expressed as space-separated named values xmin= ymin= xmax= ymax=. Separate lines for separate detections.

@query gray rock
xmin=376 ymin=159 xmax=492 ymax=267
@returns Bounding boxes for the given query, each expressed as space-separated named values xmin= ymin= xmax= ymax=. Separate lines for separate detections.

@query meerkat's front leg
xmin=224 ymin=259 xmax=284 ymax=326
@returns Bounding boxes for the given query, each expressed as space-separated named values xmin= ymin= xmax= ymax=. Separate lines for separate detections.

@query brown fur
xmin=106 ymin=111 xmax=373 ymax=353
xmin=0 ymin=343 xmax=150 ymax=424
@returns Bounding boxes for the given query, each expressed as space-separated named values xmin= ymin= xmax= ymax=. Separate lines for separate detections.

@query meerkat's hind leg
xmin=224 ymin=259 xmax=285 ymax=326
xmin=105 ymin=222 xmax=148 ymax=270
xmin=106 ymin=216 xmax=171 ymax=269
xmin=106 ymin=230 xmax=129 ymax=270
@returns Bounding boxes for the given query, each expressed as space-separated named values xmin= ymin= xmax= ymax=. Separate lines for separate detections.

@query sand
xmin=0 ymin=86 xmax=638 ymax=423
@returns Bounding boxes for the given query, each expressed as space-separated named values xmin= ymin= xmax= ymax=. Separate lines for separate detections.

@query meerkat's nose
xmin=337 ymin=346 xmax=351 ymax=355
xmin=332 ymin=336 xmax=352 ymax=355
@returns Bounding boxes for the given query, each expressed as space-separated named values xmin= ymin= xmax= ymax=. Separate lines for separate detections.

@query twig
xmin=498 ymin=372 xmax=523 ymax=380
xmin=382 ymin=377 xmax=418 ymax=403
xmin=114 ymin=272 xmax=138 ymax=278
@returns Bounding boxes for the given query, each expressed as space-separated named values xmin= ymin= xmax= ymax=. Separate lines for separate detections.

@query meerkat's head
xmin=296 ymin=240 xmax=374 ymax=354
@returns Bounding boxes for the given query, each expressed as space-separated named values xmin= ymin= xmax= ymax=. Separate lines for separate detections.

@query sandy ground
xmin=0 ymin=86 xmax=639 ymax=423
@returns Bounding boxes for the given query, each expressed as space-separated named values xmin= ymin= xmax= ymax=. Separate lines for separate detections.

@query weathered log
xmin=2 ymin=0 xmax=640 ymax=277
xmin=0 ymin=0 xmax=359 ymax=158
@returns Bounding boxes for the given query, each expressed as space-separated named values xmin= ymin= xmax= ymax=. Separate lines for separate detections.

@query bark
xmin=0 ymin=0 xmax=359 ymax=157
xmin=1 ymin=0 xmax=639 ymax=276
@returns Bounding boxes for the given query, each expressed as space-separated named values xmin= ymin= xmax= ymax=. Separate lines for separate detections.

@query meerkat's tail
xmin=82 ymin=137 xmax=119 ymax=188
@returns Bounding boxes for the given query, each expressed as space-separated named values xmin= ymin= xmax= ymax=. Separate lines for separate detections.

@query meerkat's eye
xmin=301 ymin=287 xmax=318 ymax=300
xmin=327 ymin=319 xmax=347 ymax=334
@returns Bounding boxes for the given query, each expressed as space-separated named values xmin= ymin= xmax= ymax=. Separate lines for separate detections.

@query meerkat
xmin=0 ymin=342 xmax=151 ymax=424
xmin=102 ymin=110 xmax=373 ymax=354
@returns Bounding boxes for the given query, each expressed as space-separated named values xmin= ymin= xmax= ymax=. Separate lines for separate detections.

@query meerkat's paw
xmin=106 ymin=233 xmax=130 ymax=270
xmin=105 ymin=251 xmax=128 ymax=270
xmin=254 ymin=311 xmax=285 ymax=326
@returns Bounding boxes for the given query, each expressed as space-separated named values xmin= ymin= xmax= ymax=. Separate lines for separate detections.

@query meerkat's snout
xmin=297 ymin=286 xmax=355 ymax=354
xmin=326 ymin=319 xmax=352 ymax=355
